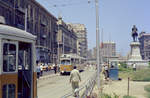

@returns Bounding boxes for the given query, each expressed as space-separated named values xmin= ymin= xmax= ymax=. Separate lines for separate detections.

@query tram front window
xmin=61 ymin=60 xmax=70 ymax=65
xmin=3 ymin=43 xmax=16 ymax=72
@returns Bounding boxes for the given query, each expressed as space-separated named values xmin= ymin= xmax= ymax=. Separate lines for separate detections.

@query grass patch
xmin=145 ymin=85 xmax=150 ymax=92
xmin=118 ymin=64 xmax=150 ymax=81
xmin=99 ymin=93 xmax=136 ymax=98
xmin=146 ymin=94 xmax=150 ymax=98
xmin=123 ymin=95 xmax=136 ymax=98
xmin=119 ymin=69 xmax=133 ymax=79
xmin=118 ymin=62 xmax=134 ymax=79
xmin=144 ymin=85 xmax=150 ymax=98
xmin=99 ymin=93 xmax=119 ymax=98
xmin=131 ymin=69 xmax=150 ymax=81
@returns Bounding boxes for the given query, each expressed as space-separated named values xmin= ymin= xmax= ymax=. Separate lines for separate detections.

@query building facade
xmin=0 ymin=0 xmax=58 ymax=63
xmin=68 ymin=23 xmax=88 ymax=58
xmin=57 ymin=17 xmax=77 ymax=61
xmin=139 ymin=32 xmax=150 ymax=60
xmin=100 ymin=42 xmax=116 ymax=58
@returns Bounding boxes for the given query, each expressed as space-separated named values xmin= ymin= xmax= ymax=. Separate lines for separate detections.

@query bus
xmin=59 ymin=54 xmax=85 ymax=75
xmin=0 ymin=24 xmax=37 ymax=98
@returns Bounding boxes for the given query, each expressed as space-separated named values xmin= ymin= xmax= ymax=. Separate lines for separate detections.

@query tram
xmin=0 ymin=24 xmax=37 ymax=98
xmin=59 ymin=54 xmax=85 ymax=75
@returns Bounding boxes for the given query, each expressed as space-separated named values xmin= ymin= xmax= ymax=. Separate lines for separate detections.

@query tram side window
xmin=3 ymin=43 xmax=16 ymax=72
xmin=2 ymin=84 xmax=16 ymax=98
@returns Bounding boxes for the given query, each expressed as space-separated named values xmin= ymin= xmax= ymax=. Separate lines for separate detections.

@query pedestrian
xmin=133 ymin=63 xmax=136 ymax=71
xmin=70 ymin=66 xmax=81 ymax=97
xmin=40 ymin=63 xmax=43 ymax=76
xmin=36 ymin=61 xmax=41 ymax=79
xmin=37 ymin=65 xmax=41 ymax=79
xmin=104 ymin=63 xmax=109 ymax=80
xmin=54 ymin=64 xmax=57 ymax=74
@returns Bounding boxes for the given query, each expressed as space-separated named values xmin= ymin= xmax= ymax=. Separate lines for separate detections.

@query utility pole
xmin=63 ymin=33 xmax=64 ymax=54
xmin=58 ymin=24 xmax=60 ymax=64
xmin=13 ymin=0 xmax=16 ymax=26
xmin=95 ymin=0 xmax=100 ymax=89
xmin=25 ymin=8 xmax=27 ymax=32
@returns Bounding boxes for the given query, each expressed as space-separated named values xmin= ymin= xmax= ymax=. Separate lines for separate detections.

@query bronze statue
xmin=132 ymin=25 xmax=138 ymax=42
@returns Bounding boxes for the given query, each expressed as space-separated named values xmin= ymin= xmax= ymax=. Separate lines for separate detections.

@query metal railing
xmin=61 ymin=71 xmax=97 ymax=98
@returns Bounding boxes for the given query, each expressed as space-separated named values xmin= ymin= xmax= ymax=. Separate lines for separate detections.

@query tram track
xmin=37 ymin=69 xmax=96 ymax=98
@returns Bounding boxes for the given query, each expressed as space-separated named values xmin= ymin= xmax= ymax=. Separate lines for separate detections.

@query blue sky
xmin=37 ymin=0 xmax=150 ymax=55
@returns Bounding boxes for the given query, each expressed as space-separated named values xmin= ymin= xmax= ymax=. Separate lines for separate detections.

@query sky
xmin=37 ymin=0 xmax=150 ymax=56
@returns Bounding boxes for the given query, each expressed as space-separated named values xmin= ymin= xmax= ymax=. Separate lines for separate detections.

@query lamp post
xmin=95 ymin=0 xmax=100 ymax=89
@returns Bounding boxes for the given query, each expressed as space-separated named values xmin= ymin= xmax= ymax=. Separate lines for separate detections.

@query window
xmin=18 ymin=42 xmax=31 ymax=70
xmin=3 ymin=43 xmax=16 ymax=72
xmin=2 ymin=84 xmax=16 ymax=98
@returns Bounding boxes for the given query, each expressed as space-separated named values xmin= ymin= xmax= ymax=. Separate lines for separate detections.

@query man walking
xmin=70 ymin=66 xmax=81 ymax=97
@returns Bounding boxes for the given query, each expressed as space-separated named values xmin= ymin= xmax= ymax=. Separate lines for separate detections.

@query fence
xmin=61 ymin=71 xmax=97 ymax=98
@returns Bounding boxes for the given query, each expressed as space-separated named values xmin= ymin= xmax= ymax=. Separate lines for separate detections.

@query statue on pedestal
xmin=131 ymin=25 xmax=138 ymax=42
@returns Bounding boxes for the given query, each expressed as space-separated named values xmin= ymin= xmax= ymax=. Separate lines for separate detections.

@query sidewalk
xmin=91 ymin=76 xmax=150 ymax=98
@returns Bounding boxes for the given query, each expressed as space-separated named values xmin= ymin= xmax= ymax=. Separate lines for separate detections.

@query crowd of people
xmin=36 ymin=62 xmax=59 ymax=79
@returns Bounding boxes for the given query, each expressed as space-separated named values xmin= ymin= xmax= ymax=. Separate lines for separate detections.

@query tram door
xmin=18 ymin=42 xmax=32 ymax=98
xmin=2 ymin=40 xmax=18 ymax=98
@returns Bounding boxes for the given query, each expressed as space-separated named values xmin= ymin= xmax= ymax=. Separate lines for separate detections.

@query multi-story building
xmin=139 ymin=32 xmax=150 ymax=60
xmin=68 ymin=23 xmax=88 ymax=58
xmin=87 ymin=49 xmax=93 ymax=59
xmin=57 ymin=17 xmax=77 ymax=59
xmin=100 ymin=42 xmax=116 ymax=58
xmin=0 ymin=0 xmax=58 ymax=63
xmin=92 ymin=42 xmax=116 ymax=62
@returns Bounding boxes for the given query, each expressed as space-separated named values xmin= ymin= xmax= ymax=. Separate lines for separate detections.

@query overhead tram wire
xmin=41 ymin=0 xmax=95 ymax=21
xmin=46 ymin=0 xmax=94 ymax=8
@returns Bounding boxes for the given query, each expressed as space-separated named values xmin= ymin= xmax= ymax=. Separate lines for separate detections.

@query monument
xmin=128 ymin=25 xmax=148 ymax=67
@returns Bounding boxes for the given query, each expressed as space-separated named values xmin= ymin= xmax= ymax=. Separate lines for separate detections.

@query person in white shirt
xmin=133 ymin=63 xmax=136 ymax=71
xmin=70 ymin=66 xmax=81 ymax=97
xmin=103 ymin=63 xmax=109 ymax=80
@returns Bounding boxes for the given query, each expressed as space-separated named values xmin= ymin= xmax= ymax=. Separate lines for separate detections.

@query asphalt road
xmin=42 ymin=70 xmax=56 ymax=76
xmin=37 ymin=68 xmax=96 ymax=98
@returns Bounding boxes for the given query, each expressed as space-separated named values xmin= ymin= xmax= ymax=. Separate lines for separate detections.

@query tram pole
xmin=95 ymin=0 xmax=100 ymax=89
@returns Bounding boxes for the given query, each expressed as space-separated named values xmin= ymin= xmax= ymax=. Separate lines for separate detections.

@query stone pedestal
xmin=129 ymin=42 xmax=142 ymax=61
xmin=127 ymin=42 xmax=148 ymax=67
